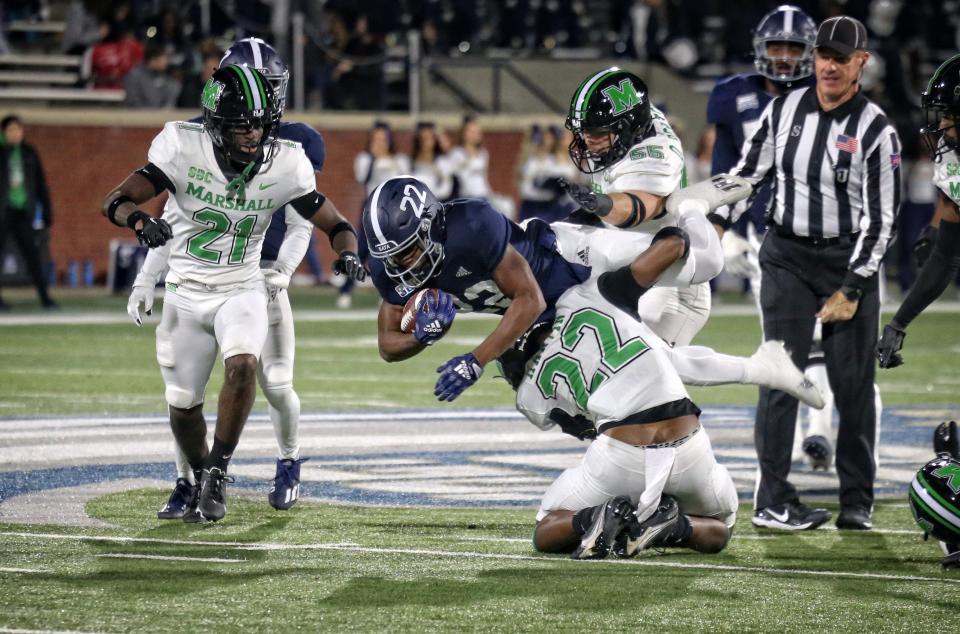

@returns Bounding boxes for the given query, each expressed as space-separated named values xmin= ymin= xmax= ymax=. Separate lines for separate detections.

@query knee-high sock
xmin=264 ymin=384 xmax=301 ymax=460
xmin=665 ymin=345 xmax=748 ymax=385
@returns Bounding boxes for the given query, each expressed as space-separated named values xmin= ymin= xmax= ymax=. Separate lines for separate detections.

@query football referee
xmin=710 ymin=16 xmax=901 ymax=531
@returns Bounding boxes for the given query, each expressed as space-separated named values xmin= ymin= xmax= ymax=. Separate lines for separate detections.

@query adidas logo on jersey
xmin=456 ymin=267 xmax=471 ymax=278
xmin=577 ymin=247 xmax=590 ymax=265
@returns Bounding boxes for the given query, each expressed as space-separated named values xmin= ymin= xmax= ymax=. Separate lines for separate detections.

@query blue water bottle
xmin=82 ymin=259 xmax=94 ymax=287
xmin=67 ymin=259 xmax=78 ymax=288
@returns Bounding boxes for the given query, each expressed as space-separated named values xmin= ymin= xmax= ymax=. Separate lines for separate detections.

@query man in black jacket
xmin=0 ymin=115 xmax=56 ymax=309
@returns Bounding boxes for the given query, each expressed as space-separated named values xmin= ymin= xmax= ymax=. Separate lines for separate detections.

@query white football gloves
xmin=721 ymin=230 xmax=757 ymax=278
xmin=263 ymin=268 xmax=291 ymax=301
xmin=127 ymin=283 xmax=155 ymax=327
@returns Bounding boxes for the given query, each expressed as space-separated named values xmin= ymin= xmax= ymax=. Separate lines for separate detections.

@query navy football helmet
xmin=363 ymin=176 xmax=445 ymax=288
xmin=202 ymin=64 xmax=280 ymax=166
xmin=220 ymin=37 xmax=289 ymax=112
xmin=752 ymin=5 xmax=817 ymax=83
xmin=920 ymin=54 xmax=960 ymax=160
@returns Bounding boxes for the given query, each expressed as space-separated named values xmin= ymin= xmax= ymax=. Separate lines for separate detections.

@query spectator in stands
xmin=0 ymin=115 xmax=56 ymax=310
xmin=143 ymin=8 xmax=191 ymax=69
xmin=176 ymin=50 xmax=220 ymax=109
xmin=447 ymin=114 xmax=490 ymax=199
xmin=410 ymin=121 xmax=453 ymax=200
xmin=517 ymin=124 xmax=577 ymax=223
xmin=345 ymin=121 xmax=409 ymax=308
xmin=123 ymin=44 xmax=181 ymax=108
xmin=62 ymin=0 xmax=107 ymax=55
xmin=330 ymin=14 xmax=385 ymax=110
xmin=88 ymin=20 xmax=143 ymax=90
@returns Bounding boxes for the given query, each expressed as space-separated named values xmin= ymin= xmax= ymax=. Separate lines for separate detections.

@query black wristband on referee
xmin=126 ymin=210 xmax=150 ymax=230
xmin=107 ymin=195 xmax=134 ymax=227
xmin=328 ymin=221 xmax=357 ymax=243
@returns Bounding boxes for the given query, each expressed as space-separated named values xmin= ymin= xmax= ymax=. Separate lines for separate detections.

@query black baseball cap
xmin=815 ymin=16 xmax=868 ymax=56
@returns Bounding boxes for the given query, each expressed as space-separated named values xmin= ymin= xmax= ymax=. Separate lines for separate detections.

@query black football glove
xmin=333 ymin=250 xmax=366 ymax=281
xmin=128 ymin=211 xmax=173 ymax=248
xmin=934 ymin=421 xmax=960 ymax=460
xmin=913 ymin=224 xmax=938 ymax=270
xmin=558 ymin=178 xmax=613 ymax=217
xmin=548 ymin=408 xmax=597 ymax=441
xmin=876 ymin=322 xmax=906 ymax=368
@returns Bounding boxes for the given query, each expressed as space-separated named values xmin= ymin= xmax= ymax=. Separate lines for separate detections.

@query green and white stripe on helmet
xmin=568 ymin=66 xmax=623 ymax=122
xmin=226 ymin=63 xmax=268 ymax=114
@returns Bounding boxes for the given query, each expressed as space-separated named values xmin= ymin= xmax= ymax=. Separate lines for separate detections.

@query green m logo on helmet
xmin=201 ymin=79 xmax=225 ymax=112
xmin=601 ymin=78 xmax=642 ymax=116
xmin=933 ymin=463 xmax=960 ymax=495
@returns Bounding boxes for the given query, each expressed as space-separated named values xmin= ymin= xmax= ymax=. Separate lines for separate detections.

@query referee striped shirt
xmin=716 ymin=86 xmax=901 ymax=284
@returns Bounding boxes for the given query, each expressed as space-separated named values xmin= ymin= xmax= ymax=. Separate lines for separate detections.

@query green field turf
xmin=0 ymin=494 xmax=957 ymax=633
xmin=1 ymin=288 xmax=959 ymax=632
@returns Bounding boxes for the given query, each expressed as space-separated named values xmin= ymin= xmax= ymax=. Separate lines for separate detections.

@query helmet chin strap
xmin=226 ymin=159 xmax=257 ymax=200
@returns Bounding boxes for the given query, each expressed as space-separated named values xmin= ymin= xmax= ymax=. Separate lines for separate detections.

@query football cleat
xmin=268 ymin=457 xmax=308 ymax=510
xmin=752 ymin=501 xmax=831 ymax=530
xmin=157 ymin=478 xmax=197 ymax=520
xmin=802 ymin=434 xmax=834 ymax=471
xmin=748 ymin=341 xmax=825 ymax=409
xmin=613 ymin=494 xmax=680 ymax=558
xmin=184 ymin=467 xmax=233 ymax=523
xmin=572 ymin=496 xmax=636 ymax=560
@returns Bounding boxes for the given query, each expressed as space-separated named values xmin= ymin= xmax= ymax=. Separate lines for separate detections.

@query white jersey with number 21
xmin=148 ymin=121 xmax=315 ymax=287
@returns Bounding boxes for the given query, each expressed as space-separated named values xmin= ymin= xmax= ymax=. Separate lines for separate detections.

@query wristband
xmin=107 ymin=195 xmax=134 ymax=227
xmin=329 ymin=221 xmax=357 ymax=243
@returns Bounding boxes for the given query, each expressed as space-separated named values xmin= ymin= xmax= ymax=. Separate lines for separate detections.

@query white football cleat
xmin=747 ymin=341 xmax=825 ymax=409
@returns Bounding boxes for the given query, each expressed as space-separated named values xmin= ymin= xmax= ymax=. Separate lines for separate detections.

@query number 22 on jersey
xmin=535 ymin=308 xmax=649 ymax=410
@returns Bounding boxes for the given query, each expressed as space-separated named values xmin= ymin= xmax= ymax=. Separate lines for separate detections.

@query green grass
xmin=2 ymin=289 xmax=959 ymax=632
xmin=0 ymin=492 xmax=956 ymax=632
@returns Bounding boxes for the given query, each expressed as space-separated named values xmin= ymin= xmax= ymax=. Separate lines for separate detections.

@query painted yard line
xmin=0 ymin=629 xmax=106 ymax=634
xmin=96 ymin=553 xmax=245 ymax=564
xmin=0 ymin=567 xmax=46 ymax=573
xmin=1 ymin=531 xmax=953 ymax=585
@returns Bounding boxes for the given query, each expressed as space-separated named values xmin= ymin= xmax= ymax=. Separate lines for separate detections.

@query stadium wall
xmin=17 ymin=110 xmax=528 ymax=282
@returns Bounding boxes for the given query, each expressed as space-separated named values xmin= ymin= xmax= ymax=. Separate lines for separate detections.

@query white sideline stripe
xmin=97 ymin=553 xmax=245 ymax=563
xmin=0 ymin=567 xmax=45 ymax=573
xmin=2 ymin=531 xmax=955 ymax=585
xmin=0 ymin=629 xmax=106 ymax=634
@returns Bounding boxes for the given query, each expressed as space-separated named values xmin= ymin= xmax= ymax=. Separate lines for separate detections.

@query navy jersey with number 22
xmin=368 ymin=199 xmax=590 ymax=321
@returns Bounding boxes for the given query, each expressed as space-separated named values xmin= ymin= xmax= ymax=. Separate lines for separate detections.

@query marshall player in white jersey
xmin=878 ymin=54 xmax=960 ymax=369
xmin=101 ymin=65 xmax=365 ymax=523
xmin=557 ymin=67 xmax=710 ymax=346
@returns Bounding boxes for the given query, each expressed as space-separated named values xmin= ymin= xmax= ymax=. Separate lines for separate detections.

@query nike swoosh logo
xmin=766 ymin=508 xmax=789 ymax=523
xmin=259 ymin=183 xmax=276 ymax=190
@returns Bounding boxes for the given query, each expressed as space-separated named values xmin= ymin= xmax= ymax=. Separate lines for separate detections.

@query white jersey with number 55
xmin=588 ymin=105 xmax=686 ymax=234
xmin=148 ymin=121 xmax=315 ymax=287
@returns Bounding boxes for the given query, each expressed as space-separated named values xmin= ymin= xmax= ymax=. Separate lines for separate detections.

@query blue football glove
xmin=414 ymin=290 xmax=456 ymax=345
xmin=435 ymin=353 xmax=483 ymax=401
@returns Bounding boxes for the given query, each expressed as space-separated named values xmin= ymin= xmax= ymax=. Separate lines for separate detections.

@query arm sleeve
xmin=714 ymin=99 xmax=779 ymax=227
xmin=134 ymin=241 xmax=171 ymax=286
xmin=273 ymin=207 xmax=315 ymax=276
xmin=846 ymin=128 xmax=902 ymax=288
xmin=892 ymin=219 xmax=960 ymax=328
xmin=145 ymin=122 xmax=180 ymax=187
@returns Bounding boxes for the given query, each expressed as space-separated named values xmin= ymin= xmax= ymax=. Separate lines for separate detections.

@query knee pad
xmin=260 ymin=361 xmax=294 ymax=390
xmin=165 ymin=385 xmax=201 ymax=410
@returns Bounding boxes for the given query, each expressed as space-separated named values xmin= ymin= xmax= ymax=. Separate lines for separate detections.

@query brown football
xmin=400 ymin=288 xmax=442 ymax=333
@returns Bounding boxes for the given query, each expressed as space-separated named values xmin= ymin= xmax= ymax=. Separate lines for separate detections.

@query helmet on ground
xmin=908 ymin=454 xmax=960 ymax=547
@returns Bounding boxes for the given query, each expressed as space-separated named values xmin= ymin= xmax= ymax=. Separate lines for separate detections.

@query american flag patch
xmin=890 ymin=153 xmax=901 ymax=168
xmin=836 ymin=134 xmax=859 ymax=153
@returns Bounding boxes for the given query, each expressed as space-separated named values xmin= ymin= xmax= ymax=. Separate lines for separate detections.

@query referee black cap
xmin=815 ymin=16 xmax=868 ymax=56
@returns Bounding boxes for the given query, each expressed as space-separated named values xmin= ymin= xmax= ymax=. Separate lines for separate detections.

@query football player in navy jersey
xmin=129 ymin=38 xmax=328 ymax=517
xmin=707 ymin=6 xmax=869 ymax=470
xmin=363 ymin=175 xmax=823 ymax=406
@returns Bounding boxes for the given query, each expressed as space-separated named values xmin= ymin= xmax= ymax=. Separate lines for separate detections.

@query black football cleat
xmin=572 ymin=496 xmax=636 ymax=560
xmin=157 ymin=478 xmax=197 ymax=520
xmin=802 ymin=435 xmax=833 ymax=471
xmin=613 ymin=494 xmax=680 ymax=558
xmin=836 ymin=506 xmax=873 ymax=530
xmin=184 ymin=467 xmax=233 ymax=523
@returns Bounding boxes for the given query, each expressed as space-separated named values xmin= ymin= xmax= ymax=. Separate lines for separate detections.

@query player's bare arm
xmin=376 ymin=301 xmax=427 ymax=362
xmin=471 ymin=245 xmax=546 ymax=367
